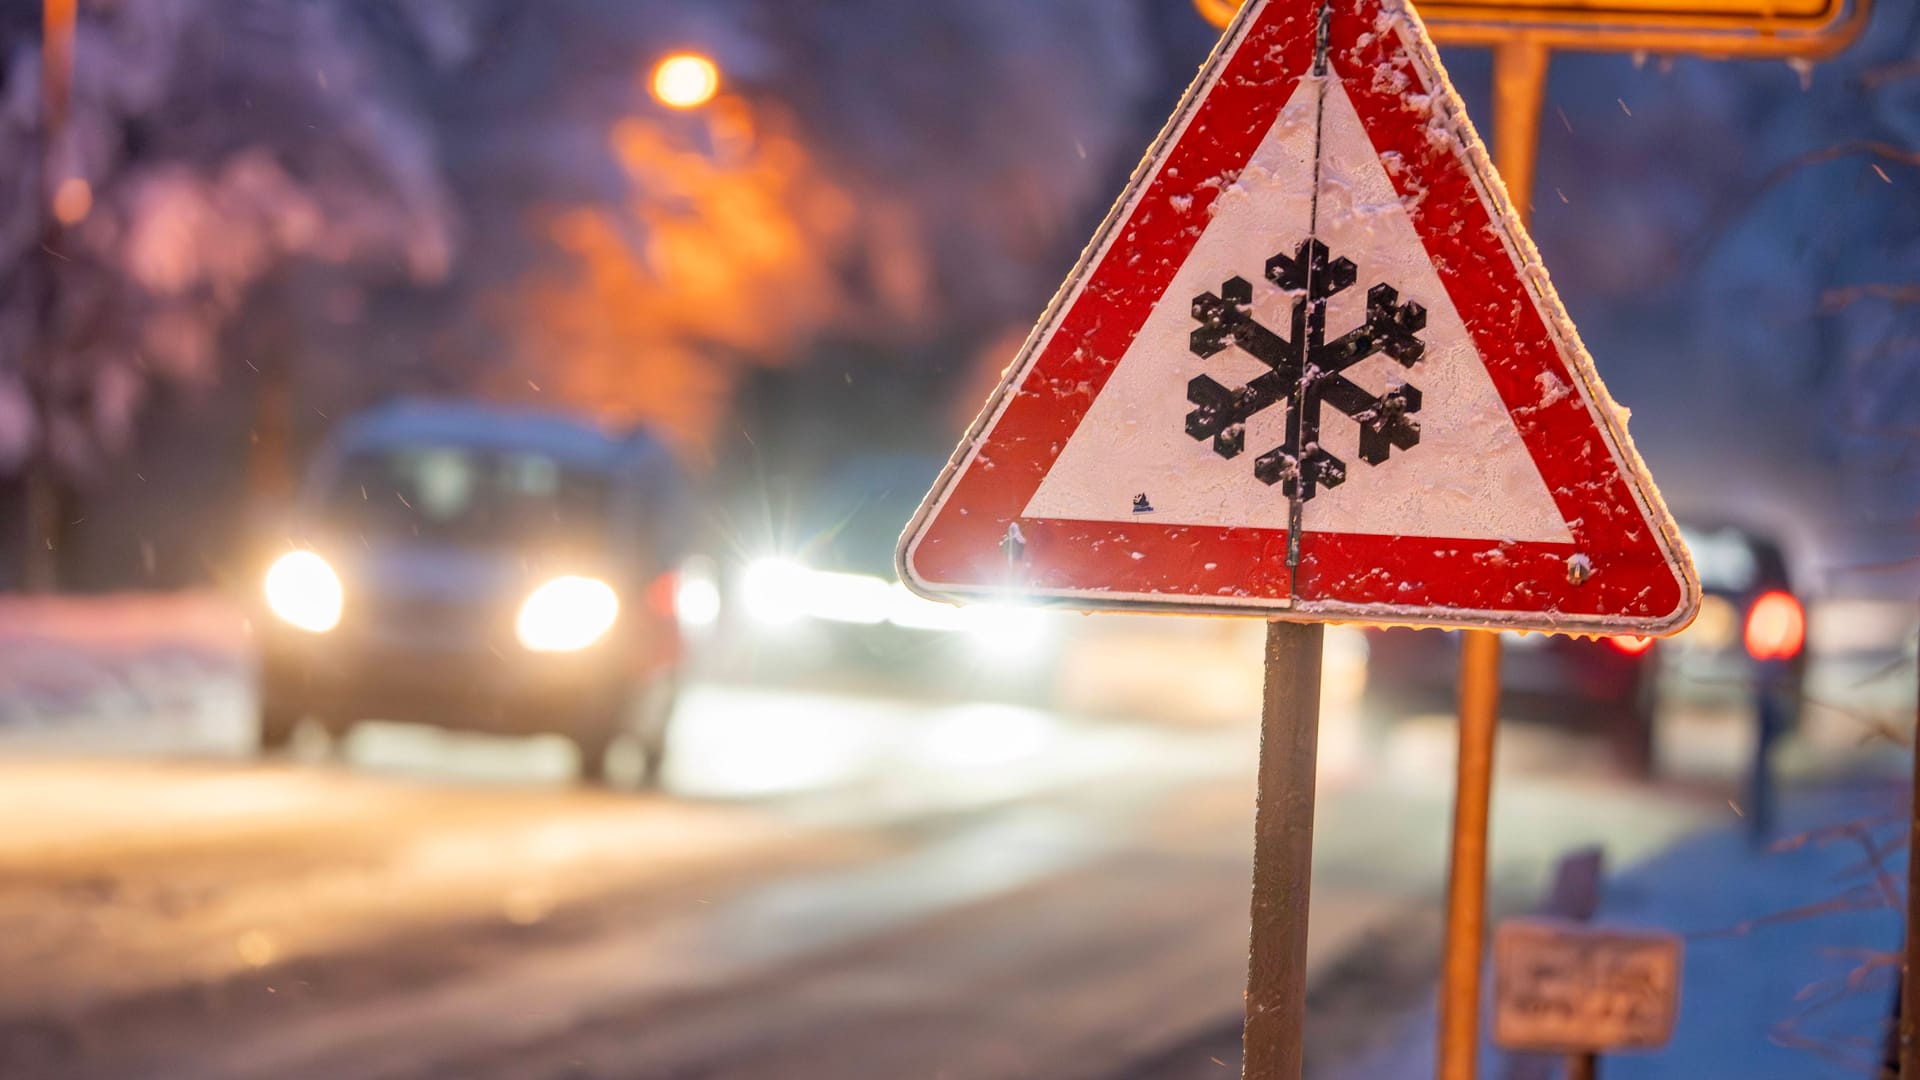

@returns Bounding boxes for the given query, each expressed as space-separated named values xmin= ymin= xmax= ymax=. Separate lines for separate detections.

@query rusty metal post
xmin=1440 ymin=627 xmax=1503 ymax=1080
xmin=1438 ymin=40 xmax=1548 ymax=1080
xmin=21 ymin=0 xmax=79 ymax=593
xmin=1243 ymin=619 xmax=1325 ymax=1080
xmin=1901 ymin=653 xmax=1920 ymax=1079
xmin=1489 ymin=41 xmax=1550 ymax=222
xmin=42 ymin=0 xmax=74 ymax=124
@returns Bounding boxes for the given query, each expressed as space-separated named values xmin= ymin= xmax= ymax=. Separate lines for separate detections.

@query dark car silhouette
xmin=1359 ymin=521 xmax=1806 ymax=776
xmin=255 ymin=400 xmax=688 ymax=786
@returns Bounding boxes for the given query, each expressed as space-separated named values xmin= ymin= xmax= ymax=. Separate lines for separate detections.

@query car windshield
xmin=326 ymin=445 xmax=610 ymax=547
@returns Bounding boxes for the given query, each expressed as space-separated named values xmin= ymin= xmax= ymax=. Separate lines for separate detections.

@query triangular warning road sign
xmin=898 ymin=0 xmax=1699 ymax=635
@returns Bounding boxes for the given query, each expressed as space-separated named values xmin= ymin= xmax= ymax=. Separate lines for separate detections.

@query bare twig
xmin=1861 ymin=58 xmax=1920 ymax=89
xmin=1774 ymin=814 xmax=1908 ymax=854
xmin=1691 ymin=884 xmax=1892 ymax=941
xmin=1768 ymin=950 xmax=1901 ymax=1076
xmin=1822 ymin=283 xmax=1920 ymax=314
xmin=1694 ymin=141 xmax=1920 ymax=269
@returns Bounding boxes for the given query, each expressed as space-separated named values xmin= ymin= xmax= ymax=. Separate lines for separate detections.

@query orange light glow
xmin=52 ymin=176 xmax=90 ymax=225
xmin=1744 ymin=590 xmax=1806 ymax=661
xmin=651 ymin=53 xmax=720 ymax=109
xmin=515 ymin=107 xmax=855 ymax=454
xmin=1606 ymin=634 xmax=1654 ymax=656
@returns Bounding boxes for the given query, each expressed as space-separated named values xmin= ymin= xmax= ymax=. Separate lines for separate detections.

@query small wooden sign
xmin=1493 ymin=919 xmax=1683 ymax=1054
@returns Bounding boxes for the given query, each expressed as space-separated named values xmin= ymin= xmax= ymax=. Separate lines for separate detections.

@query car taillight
xmin=646 ymin=571 xmax=679 ymax=618
xmin=1605 ymin=634 xmax=1654 ymax=656
xmin=1744 ymin=590 xmax=1805 ymax=661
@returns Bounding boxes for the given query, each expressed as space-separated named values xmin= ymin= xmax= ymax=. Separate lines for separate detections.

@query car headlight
xmin=264 ymin=550 xmax=344 ymax=633
xmin=964 ymin=604 xmax=1050 ymax=658
xmin=516 ymin=575 xmax=620 ymax=652
xmin=741 ymin=558 xmax=809 ymax=626
xmin=741 ymin=559 xmax=893 ymax=627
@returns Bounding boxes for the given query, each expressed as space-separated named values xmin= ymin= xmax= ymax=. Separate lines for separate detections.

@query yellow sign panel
xmin=1436 ymin=0 xmax=1832 ymax=17
xmin=1192 ymin=0 xmax=1867 ymax=57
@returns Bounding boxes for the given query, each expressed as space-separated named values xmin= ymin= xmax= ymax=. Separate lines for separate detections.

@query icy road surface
xmin=0 ymin=675 xmax=1866 ymax=1079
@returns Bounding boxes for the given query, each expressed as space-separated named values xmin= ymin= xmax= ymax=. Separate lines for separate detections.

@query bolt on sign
xmin=1493 ymin=919 xmax=1683 ymax=1053
xmin=898 ymin=0 xmax=1699 ymax=634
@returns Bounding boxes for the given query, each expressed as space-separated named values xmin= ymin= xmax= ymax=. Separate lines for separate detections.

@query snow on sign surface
xmin=897 ymin=0 xmax=1700 ymax=634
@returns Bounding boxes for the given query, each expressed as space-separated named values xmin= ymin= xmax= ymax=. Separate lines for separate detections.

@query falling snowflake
xmin=1184 ymin=238 xmax=1426 ymax=501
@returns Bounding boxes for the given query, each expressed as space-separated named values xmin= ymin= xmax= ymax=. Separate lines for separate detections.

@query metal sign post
xmin=1243 ymin=621 xmax=1326 ymax=1078
xmin=1439 ymin=628 xmax=1502 ymax=1080
xmin=1902 ymin=645 xmax=1920 ymax=1079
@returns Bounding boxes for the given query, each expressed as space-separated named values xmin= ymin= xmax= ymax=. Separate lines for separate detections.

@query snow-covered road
xmin=0 ymin=699 xmax=1760 ymax=1080
xmin=0 ymin=592 xmax=1906 ymax=1078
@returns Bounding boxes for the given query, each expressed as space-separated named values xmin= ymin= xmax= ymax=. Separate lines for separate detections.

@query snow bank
xmin=0 ymin=591 xmax=250 ymax=747
xmin=1332 ymin=781 xmax=1906 ymax=1078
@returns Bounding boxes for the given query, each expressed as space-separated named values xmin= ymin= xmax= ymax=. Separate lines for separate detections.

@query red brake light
xmin=1744 ymin=591 xmax=1805 ymax=661
xmin=1606 ymin=634 xmax=1653 ymax=656
xmin=645 ymin=572 xmax=679 ymax=617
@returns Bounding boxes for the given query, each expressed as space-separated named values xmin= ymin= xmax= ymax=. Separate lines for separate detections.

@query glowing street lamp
xmin=650 ymin=53 xmax=720 ymax=109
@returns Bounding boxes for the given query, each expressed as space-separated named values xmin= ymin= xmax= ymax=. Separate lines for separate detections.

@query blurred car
xmin=1359 ymin=521 xmax=1807 ymax=775
xmin=255 ymin=400 xmax=688 ymax=786
xmin=697 ymin=454 xmax=1071 ymax=703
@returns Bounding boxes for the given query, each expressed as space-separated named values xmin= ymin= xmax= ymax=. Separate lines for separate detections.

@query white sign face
xmin=1493 ymin=919 xmax=1683 ymax=1054
xmin=1024 ymin=78 xmax=1570 ymax=545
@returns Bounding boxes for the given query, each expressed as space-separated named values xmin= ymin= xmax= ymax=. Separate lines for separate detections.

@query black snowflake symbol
xmin=1185 ymin=238 xmax=1426 ymax=501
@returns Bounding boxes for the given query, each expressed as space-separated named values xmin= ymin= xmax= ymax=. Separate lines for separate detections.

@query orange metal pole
xmin=1436 ymin=40 xmax=1546 ymax=1080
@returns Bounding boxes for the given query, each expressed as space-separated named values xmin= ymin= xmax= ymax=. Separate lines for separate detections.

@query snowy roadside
xmin=1328 ymin=778 xmax=1909 ymax=1080
xmin=0 ymin=591 xmax=253 ymax=753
